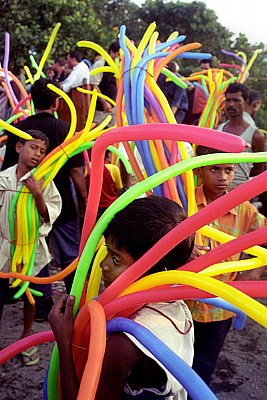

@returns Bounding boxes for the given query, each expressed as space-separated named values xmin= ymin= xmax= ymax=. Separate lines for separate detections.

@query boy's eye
xmin=112 ymin=255 xmax=120 ymax=265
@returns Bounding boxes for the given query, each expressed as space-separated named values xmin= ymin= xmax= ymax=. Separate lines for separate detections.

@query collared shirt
xmin=61 ymin=62 xmax=90 ymax=93
xmin=186 ymin=185 xmax=266 ymax=322
xmin=0 ymin=165 xmax=62 ymax=276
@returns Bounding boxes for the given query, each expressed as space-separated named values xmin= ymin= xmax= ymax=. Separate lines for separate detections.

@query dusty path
xmin=1 ymin=298 xmax=267 ymax=400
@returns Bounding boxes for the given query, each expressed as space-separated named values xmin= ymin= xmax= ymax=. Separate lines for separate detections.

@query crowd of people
xmin=0 ymin=40 xmax=266 ymax=400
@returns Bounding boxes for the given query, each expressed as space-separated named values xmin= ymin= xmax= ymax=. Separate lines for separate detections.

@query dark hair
xmin=104 ymin=196 xmax=195 ymax=274
xmin=168 ymin=61 xmax=178 ymax=73
xmin=30 ymin=78 xmax=59 ymax=110
xmin=54 ymin=56 xmax=65 ymax=66
xmin=200 ymin=58 xmax=213 ymax=68
xmin=248 ymin=90 xmax=262 ymax=105
xmin=225 ymin=82 xmax=249 ymax=101
xmin=68 ymin=51 xmax=82 ymax=62
xmin=19 ymin=129 xmax=49 ymax=148
xmin=196 ymin=145 xmax=225 ymax=157
xmin=108 ymin=41 xmax=120 ymax=54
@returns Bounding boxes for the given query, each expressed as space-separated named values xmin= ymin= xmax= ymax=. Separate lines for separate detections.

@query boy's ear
xmin=15 ymin=142 xmax=23 ymax=154
xmin=194 ymin=167 xmax=203 ymax=179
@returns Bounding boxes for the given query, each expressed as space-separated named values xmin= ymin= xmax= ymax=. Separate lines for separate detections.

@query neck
xmin=35 ymin=108 xmax=53 ymax=115
xmin=203 ymin=185 xmax=226 ymax=204
xmin=16 ymin=164 xmax=31 ymax=181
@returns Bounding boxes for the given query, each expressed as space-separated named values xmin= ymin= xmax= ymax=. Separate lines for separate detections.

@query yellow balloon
xmin=86 ymin=243 xmax=107 ymax=302
xmin=120 ymin=270 xmax=267 ymax=328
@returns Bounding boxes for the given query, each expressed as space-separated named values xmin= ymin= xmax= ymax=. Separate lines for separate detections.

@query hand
xmin=187 ymin=243 xmax=210 ymax=262
xmin=103 ymin=100 xmax=112 ymax=113
xmin=48 ymin=295 xmax=75 ymax=348
xmin=24 ymin=176 xmax=44 ymax=198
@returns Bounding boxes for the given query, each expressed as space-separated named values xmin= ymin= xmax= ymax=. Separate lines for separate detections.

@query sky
xmin=133 ymin=0 xmax=266 ymax=44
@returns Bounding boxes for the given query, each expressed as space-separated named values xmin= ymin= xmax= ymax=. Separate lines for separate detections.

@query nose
xmin=100 ymin=256 xmax=109 ymax=271
xmin=218 ymin=170 xmax=227 ymax=181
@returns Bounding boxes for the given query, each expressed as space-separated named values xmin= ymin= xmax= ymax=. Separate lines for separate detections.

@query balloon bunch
xmin=1 ymin=23 xmax=267 ymax=400
xmin=185 ymin=67 xmax=236 ymax=128
xmin=220 ymin=48 xmax=263 ymax=84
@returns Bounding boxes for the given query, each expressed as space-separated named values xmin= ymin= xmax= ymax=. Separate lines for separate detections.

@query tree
xmin=0 ymin=0 xmax=117 ymax=73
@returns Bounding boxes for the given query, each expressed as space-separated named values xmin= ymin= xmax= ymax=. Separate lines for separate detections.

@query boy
xmin=0 ymin=130 xmax=61 ymax=365
xmin=49 ymin=196 xmax=195 ymax=400
xmin=186 ymin=145 xmax=267 ymax=390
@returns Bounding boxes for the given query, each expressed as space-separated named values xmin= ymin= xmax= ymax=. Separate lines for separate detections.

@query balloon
xmin=103 ymin=280 xmax=267 ymax=319
xmin=0 ymin=331 xmax=54 ymax=365
xmin=106 ymin=318 xmax=217 ymax=400
xmin=34 ymin=23 xmax=61 ymax=81
xmin=76 ymin=301 xmax=106 ymax=400
xmin=196 ymin=298 xmax=247 ymax=330
xmin=95 ymin=153 xmax=266 ymax=308
xmin=3 ymin=32 xmax=18 ymax=106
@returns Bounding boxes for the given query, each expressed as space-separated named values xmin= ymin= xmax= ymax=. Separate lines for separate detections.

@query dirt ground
xmin=1 ymin=292 xmax=267 ymax=399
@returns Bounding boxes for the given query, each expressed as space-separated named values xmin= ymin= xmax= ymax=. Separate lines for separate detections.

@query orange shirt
xmin=186 ymin=185 xmax=267 ymax=322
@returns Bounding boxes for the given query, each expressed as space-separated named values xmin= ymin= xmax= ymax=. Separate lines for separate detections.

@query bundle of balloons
xmin=1 ymin=22 xmax=267 ymax=400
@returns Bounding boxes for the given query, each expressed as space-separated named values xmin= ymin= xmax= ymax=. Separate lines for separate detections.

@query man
xmin=217 ymin=82 xmax=265 ymax=188
xmin=53 ymin=56 xmax=67 ymax=83
xmin=191 ymin=58 xmax=212 ymax=125
xmin=157 ymin=61 xmax=188 ymax=123
xmin=243 ymin=89 xmax=262 ymax=126
xmin=61 ymin=51 xmax=90 ymax=93
xmin=90 ymin=41 xmax=120 ymax=128
xmin=2 ymin=78 xmax=87 ymax=304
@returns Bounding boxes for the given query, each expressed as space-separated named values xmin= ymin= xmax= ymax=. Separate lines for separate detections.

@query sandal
xmin=21 ymin=346 xmax=40 ymax=366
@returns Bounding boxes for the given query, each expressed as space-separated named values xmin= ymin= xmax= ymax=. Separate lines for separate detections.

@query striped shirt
xmin=186 ymin=185 xmax=267 ymax=322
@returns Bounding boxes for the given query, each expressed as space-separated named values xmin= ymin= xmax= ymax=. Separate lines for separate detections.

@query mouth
xmin=101 ymin=275 xmax=110 ymax=287
xmin=216 ymin=185 xmax=228 ymax=189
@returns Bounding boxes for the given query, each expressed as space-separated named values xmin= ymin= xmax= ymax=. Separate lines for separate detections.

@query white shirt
xmin=0 ymin=165 xmax=62 ymax=276
xmin=89 ymin=58 xmax=105 ymax=86
xmin=124 ymin=301 xmax=194 ymax=399
xmin=61 ymin=62 xmax=90 ymax=93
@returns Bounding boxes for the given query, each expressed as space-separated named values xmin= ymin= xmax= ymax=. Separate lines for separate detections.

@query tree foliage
xmin=1 ymin=0 xmax=267 ymax=127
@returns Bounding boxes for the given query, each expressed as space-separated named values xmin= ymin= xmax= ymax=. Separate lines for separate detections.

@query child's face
xmin=197 ymin=164 xmax=235 ymax=200
xmin=16 ymin=139 xmax=47 ymax=170
xmin=100 ymin=236 xmax=136 ymax=288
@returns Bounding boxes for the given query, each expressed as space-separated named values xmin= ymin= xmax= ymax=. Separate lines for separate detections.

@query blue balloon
xmin=106 ymin=317 xmax=218 ymax=400
xmin=196 ymin=298 xmax=247 ymax=330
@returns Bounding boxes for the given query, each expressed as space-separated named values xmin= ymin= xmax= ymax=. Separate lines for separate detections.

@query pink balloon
xmin=98 ymin=170 xmax=267 ymax=306
xmin=104 ymin=281 xmax=267 ymax=319
xmin=180 ymin=224 xmax=267 ymax=273
xmin=80 ymin=124 xmax=246 ymax=253
xmin=0 ymin=331 xmax=54 ymax=365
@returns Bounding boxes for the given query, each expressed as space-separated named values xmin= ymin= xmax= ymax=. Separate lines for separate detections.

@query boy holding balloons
xmin=49 ymin=196 xmax=196 ymax=400
xmin=0 ymin=129 xmax=61 ymax=366
xmin=186 ymin=145 xmax=267 ymax=392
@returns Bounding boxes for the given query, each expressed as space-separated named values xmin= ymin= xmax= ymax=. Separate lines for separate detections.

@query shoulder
xmin=252 ymin=128 xmax=265 ymax=151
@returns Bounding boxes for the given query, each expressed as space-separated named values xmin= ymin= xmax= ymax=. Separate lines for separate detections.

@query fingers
xmin=50 ymin=294 xmax=69 ymax=316
xmin=64 ymin=295 xmax=75 ymax=319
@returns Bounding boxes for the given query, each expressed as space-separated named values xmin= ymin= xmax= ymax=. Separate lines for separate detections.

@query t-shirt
xmin=61 ymin=61 xmax=90 ymax=93
xmin=124 ymin=301 xmax=194 ymax=400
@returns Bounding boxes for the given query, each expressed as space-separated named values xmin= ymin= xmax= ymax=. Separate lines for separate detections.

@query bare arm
xmin=49 ymin=295 xmax=79 ymax=400
xmin=24 ymin=176 xmax=49 ymax=222
xmin=235 ymin=265 xmax=266 ymax=281
xmin=70 ymin=167 xmax=87 ymax=218
xmin=250 ymin=129 xmax=266 ymax=176
xmin=49 ymin=296 xmax=166 ymax=400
